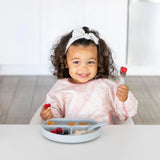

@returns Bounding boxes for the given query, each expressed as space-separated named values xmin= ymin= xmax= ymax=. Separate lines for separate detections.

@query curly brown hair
xmin=50 ymin=26 xmax=118 ymax=80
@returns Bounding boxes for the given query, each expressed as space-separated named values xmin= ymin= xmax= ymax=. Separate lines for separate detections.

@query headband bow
xmin=65 ymin=26 xmax=99 ymax=53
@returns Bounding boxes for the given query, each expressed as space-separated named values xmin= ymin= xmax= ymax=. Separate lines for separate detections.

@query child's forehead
xmin=67 ymin=45 xmax=97 ymax=58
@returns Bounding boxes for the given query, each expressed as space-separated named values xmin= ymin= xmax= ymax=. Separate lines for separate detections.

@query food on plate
xmin=50 ymin=129 xmax=57 ymax=133
xmin=47 ymin=121 xmax=55 ymax=125
xmin=73 ymin=130 xmax=86 ymax=135
xmin=63 ymin=130 xmax=69 ymax=135
xmin=67 ymin=122 xmax=77 ymax=125
xmin=73 ymin=129 xmax=95 ymax=135
xmin=56 ymin=128 xmax=63 ymax=134
xmin=50 ymin=128 xmax=70 ymax=135
xmin=79 ymin=122 xmax=88 ymax=125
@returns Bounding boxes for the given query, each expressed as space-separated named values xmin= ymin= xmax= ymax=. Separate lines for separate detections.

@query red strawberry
xmin=50 ymin=129 xmax=57 ymax=134
xmin=44 ymin=103 xmax=51 ymax=109
xmin=56 ymin=128 xmax=63 ymax=133
xmin=121 ymin=66 xmax=127 ymax=74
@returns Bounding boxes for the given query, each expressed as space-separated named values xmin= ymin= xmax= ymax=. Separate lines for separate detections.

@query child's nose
xmin=81 ymin=64 xmax=88 ymax=71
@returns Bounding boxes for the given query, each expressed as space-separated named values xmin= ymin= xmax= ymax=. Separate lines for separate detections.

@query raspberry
xmin=121 ymin=67 xmax=127 ymax=74
xmin=56 ymin=128 xmax=62 ymax=133
xmin=50 ymin=129 xmax=57 ymax=134
xmin=44 ymin=103 xmax=51 ymax=109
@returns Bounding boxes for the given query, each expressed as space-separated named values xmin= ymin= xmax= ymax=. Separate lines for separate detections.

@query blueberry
xmin=63 ymin=130 xmax=69 ymax=135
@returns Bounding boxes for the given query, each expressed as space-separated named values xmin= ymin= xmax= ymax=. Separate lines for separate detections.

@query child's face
xmin=66 ymin=44 xmax=98 ymax=84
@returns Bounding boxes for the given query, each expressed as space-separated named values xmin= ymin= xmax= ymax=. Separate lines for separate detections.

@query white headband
xmin=65 ymin=26 xmax=99 ymax=53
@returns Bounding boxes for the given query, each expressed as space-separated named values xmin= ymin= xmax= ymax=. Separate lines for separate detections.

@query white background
xmin=0 ymin=0 xmax=128 ymax=75
xmin=0 ymin=0 xmax=159 ymax=75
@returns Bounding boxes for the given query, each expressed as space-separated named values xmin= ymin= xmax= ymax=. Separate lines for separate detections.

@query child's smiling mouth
xmin=78 ymin=73 xmax=90 ymax=78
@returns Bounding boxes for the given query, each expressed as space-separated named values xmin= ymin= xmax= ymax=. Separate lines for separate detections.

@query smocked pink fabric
xmin=45 ymin=78 xmax=138 ymax=124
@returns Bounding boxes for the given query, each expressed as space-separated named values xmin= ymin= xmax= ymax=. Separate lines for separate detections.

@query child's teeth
xmin=80 ymin=74 xmax=88 ymax=76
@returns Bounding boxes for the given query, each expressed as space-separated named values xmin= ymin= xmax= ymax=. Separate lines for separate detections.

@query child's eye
xmin=73 ymin=61 xmax=79 ymax=64
xmin=88 ymin=61 xmax=95 ymax=64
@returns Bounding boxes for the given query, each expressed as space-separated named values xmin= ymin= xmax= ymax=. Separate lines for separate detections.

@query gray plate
xmin=41 ymin=118 xmax=102 ymax=143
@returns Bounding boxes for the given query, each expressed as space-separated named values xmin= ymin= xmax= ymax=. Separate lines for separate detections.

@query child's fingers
xmin=42 ymin=104 xmax=46 ymax=110
xmin=44 ymin=111 xmax=53 ymax=120
xmin=116 ymin=92 xmax=126 ymax=98
xmin=44 ymin=109 xmax=52 ymax=116
xmin=116 ymin=85 xmax=128 ymax=102
xmin=116 ymin=93 xmax=127 ymax=102
xmin=118 ymin=85 xmax=128 ymax=90
xmin=40 ymin=106 xmax=46 ymax=119
xmin=40 ymin=108 xmax=53 ymax=120
xmin=46 ymin=113 xmax=54 ymax=120
xmin=117 ymin=89 xmax=127 ymax=96
xmin=116 ymin=90 xmax=128 ymax=97
xmin=116 ymin=90 xmax=128 ymax=102
xmin=117 ymin=85 xmax=129 ymax=93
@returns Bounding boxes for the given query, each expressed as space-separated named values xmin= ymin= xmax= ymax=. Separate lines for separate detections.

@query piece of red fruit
xmin=50 ymin=129 xmax=57 ymax=134
xmin=121 ymin=66 xmax=127 ymax=74
xmin=56 ymin=128 xmax=62 ymax=133
xmin=44 ymin=103 xmax=51 ymax=109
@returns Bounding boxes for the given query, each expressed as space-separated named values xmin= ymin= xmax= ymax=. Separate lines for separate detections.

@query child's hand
xmin=40 ymin=104 xmax=54 ymax=121
xmin=116 ymin=85 xmax=129 ymax=102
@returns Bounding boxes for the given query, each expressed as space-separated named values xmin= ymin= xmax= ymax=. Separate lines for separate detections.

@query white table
xmin=0 ymin=125 xmax=160 ymax=160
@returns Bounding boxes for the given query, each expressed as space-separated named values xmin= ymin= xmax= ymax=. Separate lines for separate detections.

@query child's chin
xmin=78 ymin=79 xmax=90 ymax=84
xmin=73 ymin=77 xmax=91 ymax=84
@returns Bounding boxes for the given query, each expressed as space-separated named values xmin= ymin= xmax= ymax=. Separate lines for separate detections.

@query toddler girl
xmin=40 ymin=26 xmax=138 ymax=124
